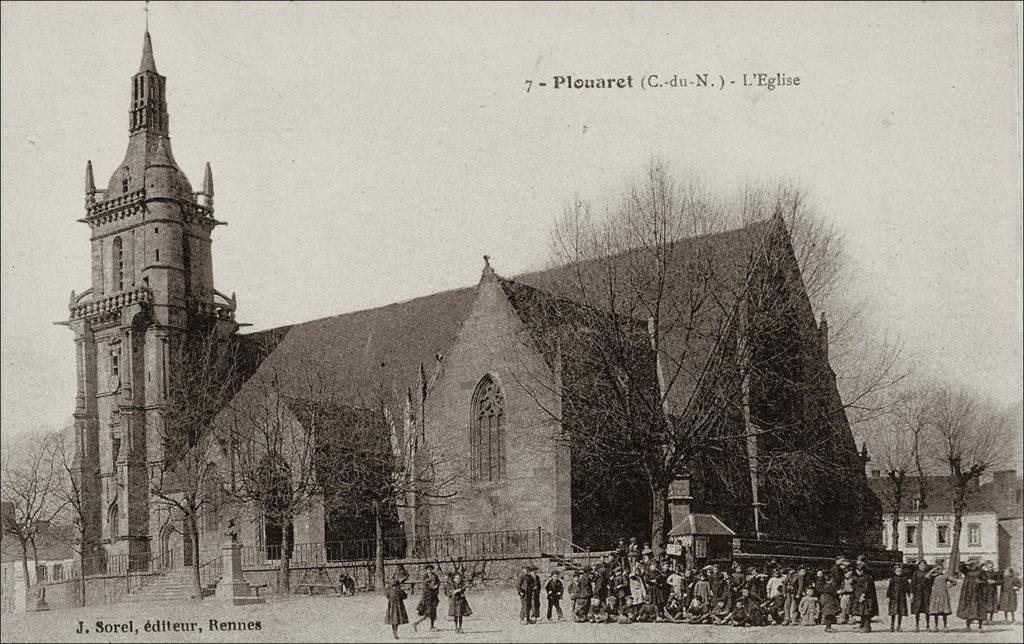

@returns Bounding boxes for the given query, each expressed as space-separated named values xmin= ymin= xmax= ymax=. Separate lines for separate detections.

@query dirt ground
xmin=2 ymin=585 xmax=1021 ymax=643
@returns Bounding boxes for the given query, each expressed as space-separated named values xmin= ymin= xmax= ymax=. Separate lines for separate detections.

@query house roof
xmin=0 ymin=522 xmax=75 ymax=563
xmin=867 ymin=475 xmax=997 ymax=516
xmin=669 ymin=513 xmax=737 ymax=537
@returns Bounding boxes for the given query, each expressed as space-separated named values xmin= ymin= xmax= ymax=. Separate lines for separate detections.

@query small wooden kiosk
xmin=669 ymin=514 xmax=736 ymax=570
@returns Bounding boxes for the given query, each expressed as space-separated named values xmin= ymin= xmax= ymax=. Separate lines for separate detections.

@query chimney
xmin=991 ymin=470 xmax=1017 ymax=515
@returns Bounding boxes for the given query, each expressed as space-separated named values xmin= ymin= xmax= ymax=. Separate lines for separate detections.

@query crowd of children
xmin=540 ymin=539 xmax=1021 ymax=634
xmin=383 ymin=540 xmax=1021 ymax=638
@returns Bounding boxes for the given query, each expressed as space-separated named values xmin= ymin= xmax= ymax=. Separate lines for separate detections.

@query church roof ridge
xmin=240 ymin=285 xmax=477 ymax=338
xmin=240 ymin=217 xmax=775 ymax=338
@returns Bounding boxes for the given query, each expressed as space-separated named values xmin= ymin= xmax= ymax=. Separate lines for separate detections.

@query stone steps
xmin=124 ymin=570 xmax=203 ymax=603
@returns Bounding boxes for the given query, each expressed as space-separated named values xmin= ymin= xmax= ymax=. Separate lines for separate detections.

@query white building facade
xmin=879 ymin=510 xmax=999 ymax=567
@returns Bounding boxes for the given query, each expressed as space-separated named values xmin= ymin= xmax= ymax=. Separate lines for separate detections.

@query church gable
xmin=420 ymin=263 xmax=571 ymax=540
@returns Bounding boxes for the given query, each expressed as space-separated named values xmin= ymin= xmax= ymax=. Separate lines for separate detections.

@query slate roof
xmin=231 ymin=218 xmax=780 ymax=420
xmin=0 ymin=522 xmax=75 ymax=563
xmin=668 ymin=513 xmax=737 ymax=537
xmin=234 ymin=287 xmax=477 ymax=406
xmin=867 ymin=475 xmax=997 ymax=516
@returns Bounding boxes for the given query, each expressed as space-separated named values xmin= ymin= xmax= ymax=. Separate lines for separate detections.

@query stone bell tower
xmin=66 ymin=30 xmax=237 ymax=571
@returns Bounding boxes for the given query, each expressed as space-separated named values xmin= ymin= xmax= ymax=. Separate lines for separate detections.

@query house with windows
xmin=980 ymin=469 xmax=1024 ymax=572
xmin=868 ymin=472 xmax=1002 ymax=568
xmin=0 ymin=519 xmax=74 ymax=613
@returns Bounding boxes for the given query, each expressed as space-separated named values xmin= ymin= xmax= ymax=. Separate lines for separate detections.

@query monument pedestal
xmin=215 ymin=542 xmax=265 ymax=605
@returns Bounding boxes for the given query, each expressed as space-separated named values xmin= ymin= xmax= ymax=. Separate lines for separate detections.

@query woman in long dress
xmin=928 ymin=564 xmax=956 ymax=631
xmin=957 ymin=561 xmax=985 ymax=630
xmin=998 ymin=568 xmax=1021 ymax=623
xmin=384 ymin=579 xmax=409 ymax=640
xmin=910 ymin=560 xmax=934 ymax=631
xmin=446 ymin=572 xmax=472 ymax=634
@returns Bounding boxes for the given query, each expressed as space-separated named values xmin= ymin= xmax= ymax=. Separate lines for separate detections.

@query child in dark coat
xmin=910 ymin=560 xmax=934 ymax=631
xmin=446 ymin=573 xmax=472 ymax=634
xmin=545 ymin=570 xmax=564 ymax=621
xmin=887 ymin=565 xmax=911 ymax=632
xmin=384 ymin=579 xmax=409 ymax=640
xmin=820 ymin=573 xmax=841 ymax=632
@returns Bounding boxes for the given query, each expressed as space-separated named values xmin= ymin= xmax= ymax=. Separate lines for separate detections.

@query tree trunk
xmin=20 ymin=543 xmax=32 ymax=607
xmin=948 ymin=482 xmax=967 ymax=576
xmin=279 ymin=522 xmax=292 ymax=595
xmin=650 ymin=481 xmax=669 ymax=556
xmin=913 ymin=435 xmax=926 ymax=561
xmin=188 ymin=518 xmax=203 ymax=600
xmin=375 ymin=510 xmax=385 ymax=589
xmin=916 ymin=508 xmax=925 ymax=561
xmin=890 ymin=511 xmax=901 ymax=552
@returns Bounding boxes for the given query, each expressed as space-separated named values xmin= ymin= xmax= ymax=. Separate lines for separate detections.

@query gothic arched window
xmin=108 ymin=504 xmax=119 ymax=541
xmin=471 ymin=375 xmax=505 ymax=482
xmin=113 ymin=236 xmax=124 ymax=291
xmin=121 ymin=167 xmax=130 ymax=194
xmin=203 ymin=469 xmax=222 ymax=533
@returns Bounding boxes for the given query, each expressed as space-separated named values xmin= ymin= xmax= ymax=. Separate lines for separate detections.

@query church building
xmin=66 ymin=31 xmax=881 ymax=574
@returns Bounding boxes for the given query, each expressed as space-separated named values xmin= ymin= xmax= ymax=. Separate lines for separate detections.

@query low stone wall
xmin=237 ymin=552 xmax=589 ymax=596
xmin=731 ymin=538 xmax=903 ymax=572
xmin=40 ymin=571 xmax=159 ymax=610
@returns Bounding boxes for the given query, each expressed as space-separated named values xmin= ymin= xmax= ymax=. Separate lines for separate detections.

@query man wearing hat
xmin=517 ymin=565 xmax=536 ymax=624
xmin=412 ymin=564 xmax=441 ymax=631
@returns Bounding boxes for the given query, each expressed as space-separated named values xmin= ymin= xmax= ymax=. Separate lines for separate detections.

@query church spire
xmin=139 ymin=30 xmax=157 ymax=74
xmin=129 ymin=29 xmax=168 ymax=135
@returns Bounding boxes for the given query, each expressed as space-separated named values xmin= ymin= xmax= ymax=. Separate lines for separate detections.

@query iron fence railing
xmin=63 ymin=527 xmax=580 ymax=581
xmin=198 ymin=555 xmax=223 ymax=589
xmin=239 ymin=527 xmax=558 ymax=567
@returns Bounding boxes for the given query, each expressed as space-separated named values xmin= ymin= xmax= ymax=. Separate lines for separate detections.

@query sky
xmin=1 ymin=2 xmax=1021 ymax=440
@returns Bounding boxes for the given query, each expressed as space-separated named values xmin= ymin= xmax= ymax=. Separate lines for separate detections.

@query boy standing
xmin=545 ymin=570 xmax=564 ymax=621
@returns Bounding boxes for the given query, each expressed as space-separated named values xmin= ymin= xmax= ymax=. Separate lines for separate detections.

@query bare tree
xmin=54 ymin=426 xmax=89 ymax=606
xmin=217 ymin=346 xmax=340 ymax=596
xmin=929 ymin=384 xmax=1014 ymax=573
xmin=0 ymin=432 xmax=67 ymax=605
xmin=323 ymin=370 xmax=460 ymax=588
xmin=869 ymin=412 xmax=916 ymax=551
xmin=147 ymin=322 xmax=245 ymax=600
xmin=901 ymin=385 xmax=937 ymax=562
xmin=511 ymin=161 xmax=903 ymax=551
